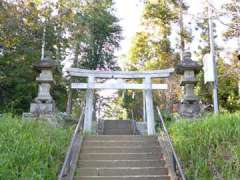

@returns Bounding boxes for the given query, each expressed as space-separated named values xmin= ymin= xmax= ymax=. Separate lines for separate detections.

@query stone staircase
xmin=74 ymin=135 xmax=171 ymax=180
xmin=72 ymin=120 xmax=172 ymax=179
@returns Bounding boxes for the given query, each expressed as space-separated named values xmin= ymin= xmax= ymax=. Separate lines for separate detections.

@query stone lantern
xmin=176 ymin=52 xmax=202 ymax=118
xmin=23 ymin=24 xmax=57 ymax=119
xmin=29 ymin=56 xmax=56 ymax=116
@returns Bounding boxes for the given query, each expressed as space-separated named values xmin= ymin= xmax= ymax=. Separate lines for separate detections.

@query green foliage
xmin=0 ymin=114 xmax=72 ymax=179
xmin=128 ymin=0 xmax=179 ymax=71
xmin=222 ymin=0 xmax=240 ymax=41
xmin=0 ymin=1 xmax=39 ymax=114
xmin=120 ymin=0 xmax=182 ymax=118
xmin=128 ymin=32 xmax=150 ymax=70
xmin=102 ymin=98 xmax=128 ymax=120
xmin=155 ymin=109 xmax=174 ymax=132
xmin=72 ymin=0 xmax=122 ymax=70
xmin=195 ymin=5 xmax=240 ymax=112
xmin=170 ymin=113 xmax=240 ymax=179
xmin=64 ymin=0 xmax=122 ymax=114
xmin=196 ymin=57 xmax=240 ymax=112
xmin=143 ymin=0 xmax=177 ymax=36
xmin=0 ymin=0 xmax=69 ymax=114
xmin=120 ymin=90 xmax=144 ymax=121
xmin=128 ymin=32 xmax=176 ymax=71
xmin=217 ymin=58 xmax=240 ymax=111
xmin=0 ymin=0 xmax=121 ymax=114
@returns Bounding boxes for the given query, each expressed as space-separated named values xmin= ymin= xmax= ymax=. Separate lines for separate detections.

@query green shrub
xmin=170 ymin=113 xmax=240 ymax=179
xmin=155 ymin=109 xmax=175 ymax=132
xmin=0 ymin=114 xmax=73 ymax=180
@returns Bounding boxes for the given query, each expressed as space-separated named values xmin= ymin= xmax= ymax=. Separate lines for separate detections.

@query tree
xmin=222 ymin=0 xmax=240 ymax=95
xmin=0 ymin=1 xmax=41 ymax=114
xmin=222 ymin=0 xmax=240 ymax=47
xmin=119 ymin=0 xmax=184 ymax=120
xmin=0 ymin=0 xmax=122 ymax=114
xmin=65 ymin=0 xmax=122 ymax=114
xmin=0 ymin=0 xmax=70 ymax=114
xmin=72 ymin=0 xmax=122 ymax=70
xmin=195 ymin=2 xmax=240 ymax=112
xmin=217 ymin=58 xmax=240 ymax=111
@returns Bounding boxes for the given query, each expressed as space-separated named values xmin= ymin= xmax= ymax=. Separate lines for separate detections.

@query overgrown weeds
xmin=0 ymin=114 xmax=73 ymax=180
xmin=170 ymin=112 xmax=240 ymax=180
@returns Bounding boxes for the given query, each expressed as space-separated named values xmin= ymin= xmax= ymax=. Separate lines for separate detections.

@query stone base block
xmin=183 ymin=96 xmax=199 ymax=102
xmin=179 ymin=102 xmax=201 ymax=118
xmin=22 ymin=112 xmax=59 ymax=126
xmin=30 ymin=102 xmax=55 ymax=114
xmin=22 ymin=113 xmax=36 ymax=120
xmin=22 ymin=112 xmax=54 ymax=119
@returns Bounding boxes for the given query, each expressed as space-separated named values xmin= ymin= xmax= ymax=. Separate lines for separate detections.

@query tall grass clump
xmin=170 ymin=112 xmax=240 ymax=180
xmin=0 ymin=114 xmax=73 ymax=180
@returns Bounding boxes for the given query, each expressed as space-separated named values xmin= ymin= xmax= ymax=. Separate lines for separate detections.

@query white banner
xmin=203 ymin=53 xmax=214 ymax=84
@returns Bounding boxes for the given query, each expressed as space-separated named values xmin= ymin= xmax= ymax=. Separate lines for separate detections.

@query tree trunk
xmin=66 ymin=43 xmax=80 ymax=114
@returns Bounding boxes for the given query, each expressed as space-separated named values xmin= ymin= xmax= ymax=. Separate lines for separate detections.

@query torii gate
xmin=67 ymin=68 xmax=174 ymax=135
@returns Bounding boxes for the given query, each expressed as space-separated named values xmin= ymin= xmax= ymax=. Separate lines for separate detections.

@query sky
xmin=113 ymin=0 xmax=144 ymax=57
xmin=113 ymin=0 xmax=237 ymax=64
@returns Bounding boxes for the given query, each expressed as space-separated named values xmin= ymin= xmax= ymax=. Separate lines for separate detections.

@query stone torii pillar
xmin=84 ymin=76 xmax=95 ymax=132
xmin=144 ymin=76 xmax=155 ymax=135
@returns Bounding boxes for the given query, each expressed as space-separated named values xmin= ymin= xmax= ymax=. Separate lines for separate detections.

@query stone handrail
xmin=156 ymin=106 xmax=186 ymax=180
xmin=58 ymin=106 xmax=85 ymax=180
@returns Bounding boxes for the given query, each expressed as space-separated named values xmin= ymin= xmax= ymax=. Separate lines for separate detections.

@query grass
xmin=0 ymin=114 xmax=73 ymax=180
xmin=169 ymin=112 xmax=240 ymax=180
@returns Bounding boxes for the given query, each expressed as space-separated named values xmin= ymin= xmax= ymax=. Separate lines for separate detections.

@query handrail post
xmin=173 ymin=153 xmax=177 ymax=174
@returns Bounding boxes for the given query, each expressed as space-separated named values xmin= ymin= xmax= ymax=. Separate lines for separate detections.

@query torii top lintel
xmin=67 ymin=68 xmax=174 ymax=79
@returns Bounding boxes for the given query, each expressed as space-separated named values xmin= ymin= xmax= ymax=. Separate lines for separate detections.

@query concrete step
xmin=84 ymin=135 xmax=157 ymax=141
xmin=83 ymin=138 xmax=158 ymax=144
xmin=83 ymin=140 xmax=159 ymax=147
xmin=81 ymin=146 xmax=162 ymax=153
xmin=79 ymin=153 xmax=162 ymax=161
xmin=74 ymin=175 xmax=171 ymax=180
xmin=78 ymin=160 xmax=166 ymax=168
xmin=103 ymin=129 xmax=132 ymax=135
xmin=76 ymin=167 xmax=168 ymax=176
xmin=103 ymin=128 xmax=132 ymax=132
xmin=103 ymin=120 xmax=132 ymax=129
xmin=103 ymin=120 xmax=134 ymax=135
xmin=103 ymin=127 xmax=132 ymax=131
